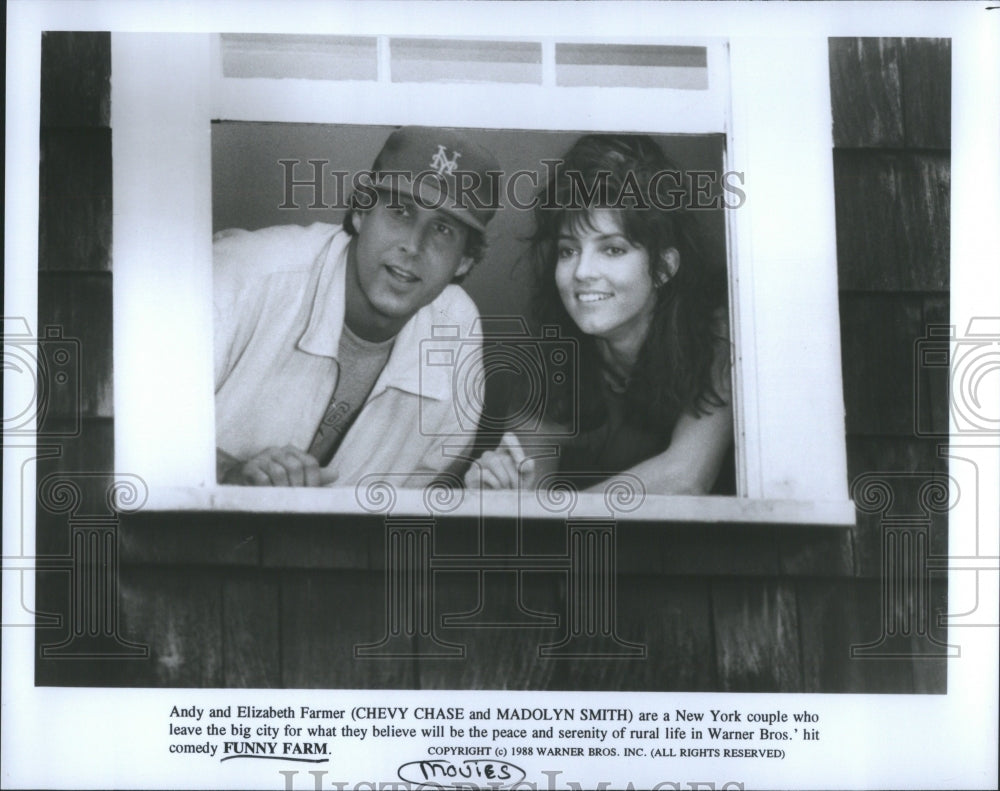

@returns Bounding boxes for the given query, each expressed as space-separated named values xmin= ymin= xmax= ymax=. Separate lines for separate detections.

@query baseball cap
xmin=363 ymin=126 xmax=502 ymax=232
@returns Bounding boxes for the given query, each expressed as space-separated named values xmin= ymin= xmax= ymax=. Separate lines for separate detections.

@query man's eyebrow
xmin=391 ymin=194 xmax=416 ymax=210
xmin=431 ymin=212 xmax=458 ymax=226
xmin=390 ymin=195 xmax=458 ymax=225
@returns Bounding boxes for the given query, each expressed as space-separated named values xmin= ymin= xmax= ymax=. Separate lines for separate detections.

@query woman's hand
xmin=464 ymin=432 xmax=538 ymax=490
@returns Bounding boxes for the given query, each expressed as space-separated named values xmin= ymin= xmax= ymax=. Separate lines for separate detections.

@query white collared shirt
xmin=214 ymin=223 xmax=483 ymax=487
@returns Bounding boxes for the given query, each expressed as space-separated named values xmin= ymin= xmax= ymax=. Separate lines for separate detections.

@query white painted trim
xmin=111 ymin=34 xmax=216 ymax=487
xmin=726 ymin=37 xmax=849 ymax=502
xmin=143 ymin=485 xmax=856 ymax=526
xmin=376 ymin=34 xmax=391 ymax=83
xmin=722 ymin=40 xmax=754 ymax=500
xmin=211 ymin=78 xmax=727 ymax=133
xmin=541 ymin=39 xmax=556 ymax=87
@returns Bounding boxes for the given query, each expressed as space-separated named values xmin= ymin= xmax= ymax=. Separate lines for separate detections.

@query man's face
xmin=347 ymin=195 xmax=473 ymax=335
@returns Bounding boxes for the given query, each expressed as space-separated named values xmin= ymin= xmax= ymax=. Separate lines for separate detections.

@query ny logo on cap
xmin=429 ymin=145 xmax=461 ymax=176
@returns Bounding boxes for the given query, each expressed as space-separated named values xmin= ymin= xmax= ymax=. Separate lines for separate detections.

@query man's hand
xmin=464 ymin=432 xmax=537 ymax=490
xmin=225 ymin=445 xmax=323 ymax=487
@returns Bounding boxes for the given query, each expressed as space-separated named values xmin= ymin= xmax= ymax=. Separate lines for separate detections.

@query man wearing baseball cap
xmin=214 ymin=126 xmax=502 ymax=487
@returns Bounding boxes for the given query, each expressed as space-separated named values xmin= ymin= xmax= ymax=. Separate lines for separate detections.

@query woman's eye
xmin=603 ymin=246 xmax=626 ymax=257
xmin=435 ymin=223 xmax=453 ymax=237
xmin=557 ymin=247 xmax=577 ymax=259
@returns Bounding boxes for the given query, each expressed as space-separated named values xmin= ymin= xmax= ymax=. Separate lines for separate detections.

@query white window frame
xmin=111 ymin=31 xmax=854 ymax=525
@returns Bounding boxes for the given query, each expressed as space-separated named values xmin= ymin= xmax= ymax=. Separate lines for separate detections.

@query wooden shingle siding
xmin=40 ymin=32 xmax=110 ymax=128
xmin=847 ymin=436 xmax=950 ymax=577
xmin=118 ymin=516 xmax=262 ymax=567
xmin=279 ymin=571 xmax=421 ymax=689
xmin=834 ymin=152 xmax=949 ymax=292
xmin=921 ymin=295 xmax=951 ymax=436
xmin=33 ymin=419 xmax=115 ymax=555
xmin=840 ymin=293 xmax=926 ymax=436
xmin=909 ymin=575 xmax=950 ymax=694
xmin=829 ymin=38 xmax=950 ymax=151
xmin=796 ymin=579 xmax=916 ymax=693
xmin=412 ymin=569 xmax=566 ymax=690
xmin=260 ymin=515 xmax=379 ymax=570
xmin=829 ymin=38 xmax=906 ymax=149
xmin=834 ymin=37 xmax=951 ymax=692
xmin=35 ymin=33 xmax=119 ymax=686
xmin=775 ymin=525 xmax=854 ymax=578
xmin=900 ymin=39 xmax=951 ymax=150
xmin=223 ymin=575 xmax=282 ymax=687
xmin=118 ymin=567 xmax=225 ymax=686
xmin=37 ymin=273 xmax=114 ymax=418
xmin=38 ymin=129 xmax=112 ymax=273
xmin=711 ymin=579 xmax=802 ymax=692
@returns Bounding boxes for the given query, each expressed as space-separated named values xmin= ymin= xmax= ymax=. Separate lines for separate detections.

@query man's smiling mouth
xmin=385 ymin=264 xmax=420 ymax=283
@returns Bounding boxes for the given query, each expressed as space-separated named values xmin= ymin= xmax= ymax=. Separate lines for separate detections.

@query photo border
xmin=4 ymin=2 xmax=998 ymax=790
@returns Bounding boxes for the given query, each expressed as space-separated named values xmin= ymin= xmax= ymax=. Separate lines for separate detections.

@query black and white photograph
xmin=3 ymin=2 xmax=998 ymax=789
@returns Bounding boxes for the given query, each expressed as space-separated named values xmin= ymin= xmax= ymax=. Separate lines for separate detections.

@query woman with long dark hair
xmin=466 ymin=134 xmax=734 ymax=495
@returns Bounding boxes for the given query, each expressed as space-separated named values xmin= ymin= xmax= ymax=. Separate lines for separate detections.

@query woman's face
xmin=555 ymin=209 xmax=658 ymax=347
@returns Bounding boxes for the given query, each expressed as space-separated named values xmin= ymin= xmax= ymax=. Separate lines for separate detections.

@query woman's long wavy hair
xmin=530 ymin=134 xmax=728 ymax=439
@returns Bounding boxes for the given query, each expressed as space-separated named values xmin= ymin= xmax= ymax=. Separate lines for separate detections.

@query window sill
xmin=141 ymin=485 xmax=856 ymax=526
